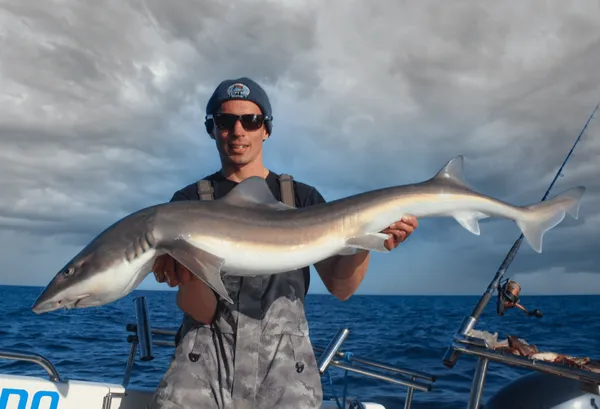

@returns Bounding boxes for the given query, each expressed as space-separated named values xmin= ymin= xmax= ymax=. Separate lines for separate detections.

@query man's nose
xmin=232 ymin=118 xmax=246 ymax=135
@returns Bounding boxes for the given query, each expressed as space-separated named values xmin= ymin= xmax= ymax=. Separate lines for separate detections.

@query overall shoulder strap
xmin=279 ymin=173 xmax=295 ymax=206
xmin=279 ymin=173 xmax=310 ymax=295
xmin=196 ymin=179 xmax=214 ymax=201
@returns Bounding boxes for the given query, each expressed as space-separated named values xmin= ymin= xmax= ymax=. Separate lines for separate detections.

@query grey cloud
xmin=139 ymin=0 xmax=322 ymax=91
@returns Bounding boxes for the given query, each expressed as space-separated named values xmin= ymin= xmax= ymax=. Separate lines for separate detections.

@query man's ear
xmin=205 ymin=118 xmax=216 ymax=139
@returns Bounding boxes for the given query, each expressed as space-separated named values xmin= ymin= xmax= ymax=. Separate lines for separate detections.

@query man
xmin=148 ymin=77 xmax=418 ymax=409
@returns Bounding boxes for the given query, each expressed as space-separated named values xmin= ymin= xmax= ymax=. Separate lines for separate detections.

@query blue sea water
xmin=1 ymin=285 xmax=599 ymax=408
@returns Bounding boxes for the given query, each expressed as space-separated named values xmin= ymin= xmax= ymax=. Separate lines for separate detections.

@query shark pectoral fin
xmin=336 ymin=247 xmax=364 ymax=256
xmin=162 ymin=241 xmax=233 ymax=304
xmin=345 ymin=233 xmax=391 ymax=253
xmin=453 ymin=211 xmax=490 ymax=235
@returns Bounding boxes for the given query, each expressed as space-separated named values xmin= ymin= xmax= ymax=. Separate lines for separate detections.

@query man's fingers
xmin=383 ymin=225 xmax=411 ymax=238
xmin=153 ymin=255 xmax=167 ymax=283
xmin=165 ymin=274 xmax=176 ymax=287
xmin=389 ymin=221 xmax=415 ymax=235
xmin=399 ymin=222 xmax=415 ymax=234
xmin=165 ymin=257 xmax=177 ymax=287
xmin=379 ymin=216 xmax=419 ymax=250
xmin=167 ymin=260 xmax=195 ymax=287
xmin=153 ymin=254 xmax=193 ymax=288
xmin=155 ymin=271 xmax=166 ymax=283
xmin=384 ymin=236 xmax=394 ymax=251
xmin=401 ymin=215 xmax=419 ymax=228
xmin=154 ymin=255 xmax=176 ymax=287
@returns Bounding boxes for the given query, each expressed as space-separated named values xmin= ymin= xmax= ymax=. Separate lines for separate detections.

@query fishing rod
xmin=442 ymin=100 xmax=599 ymax=369
xmin=469 ymin=100 xmax=599 ymax=322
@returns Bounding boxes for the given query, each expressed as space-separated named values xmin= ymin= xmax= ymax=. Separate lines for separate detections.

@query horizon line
xmin=1 ymin=283 xmax=598 ymax=297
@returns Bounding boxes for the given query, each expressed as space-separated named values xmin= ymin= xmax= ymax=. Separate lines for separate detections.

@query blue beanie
xmin=205 ymin=77 xmax=273 ymax=134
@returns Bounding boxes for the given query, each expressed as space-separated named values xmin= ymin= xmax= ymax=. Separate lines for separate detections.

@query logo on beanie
xmin=227 ymin=83 xmax=250 ymax=99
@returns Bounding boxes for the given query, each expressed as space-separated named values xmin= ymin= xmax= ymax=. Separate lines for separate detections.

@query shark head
xmin=31 ymin=243 xmax=120 ymax=314
xmin=32 ymin=211 xmax=159 ymax=314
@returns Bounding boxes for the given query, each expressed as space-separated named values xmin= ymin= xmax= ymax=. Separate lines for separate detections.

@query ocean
xmin=1 ymin=285 xmax=598 ymax=408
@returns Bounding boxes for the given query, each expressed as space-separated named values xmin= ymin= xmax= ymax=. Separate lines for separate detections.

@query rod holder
xmin=318 ymin=328 xmax=350 ymax=374
xmin=134 ymin=296 xmax=153 ymax=361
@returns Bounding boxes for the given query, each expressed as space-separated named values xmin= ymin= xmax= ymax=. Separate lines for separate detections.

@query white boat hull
xmin=0 ymin=373 xmax=386 ymax=409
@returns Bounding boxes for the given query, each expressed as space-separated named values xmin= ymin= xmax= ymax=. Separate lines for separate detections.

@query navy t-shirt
xmin=169 ymin=170 xmax=327 ymax=293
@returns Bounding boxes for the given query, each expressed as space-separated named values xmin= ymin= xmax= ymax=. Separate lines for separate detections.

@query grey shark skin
xmin=31 ymin=156 xmax=585 ymax=314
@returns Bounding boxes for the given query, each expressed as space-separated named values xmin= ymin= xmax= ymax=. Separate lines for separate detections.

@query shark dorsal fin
xmin=219 ymin=176 xmax=295 ymax=211
xmin=432 ymin=155 xmax=468 ymax=187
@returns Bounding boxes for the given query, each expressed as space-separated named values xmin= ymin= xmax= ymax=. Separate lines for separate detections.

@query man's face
xmin=211 ymin=100 xmax=269 ymax=168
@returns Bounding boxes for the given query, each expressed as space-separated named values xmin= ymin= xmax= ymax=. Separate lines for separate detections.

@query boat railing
xmin=0 ymin=349 xmax=64 ymax=382
xmin=123 ymin=296 xmax=436 ymax=409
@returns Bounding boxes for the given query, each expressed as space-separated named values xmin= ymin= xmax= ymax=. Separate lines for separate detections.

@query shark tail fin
xmin=516 ymin=186 xmax=585 ymax=253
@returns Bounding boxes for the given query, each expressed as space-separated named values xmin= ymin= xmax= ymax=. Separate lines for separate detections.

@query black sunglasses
xmin=208 ymin=113 xmax=271 ymax=131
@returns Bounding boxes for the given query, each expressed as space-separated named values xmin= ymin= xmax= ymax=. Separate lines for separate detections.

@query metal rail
xmin=452 ymin=340 xmax=600 ymax=386
xmin=318 ymin=328 xmax=350 ymax=374
xmin=312 ymin=345 xmax=435 ymax=382
xmin=0 ymin=349 xmax=64 ymax=382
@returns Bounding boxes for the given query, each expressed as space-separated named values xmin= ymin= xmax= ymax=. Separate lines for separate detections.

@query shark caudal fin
xmin=516 ymin=186 xmax=586 ymax=253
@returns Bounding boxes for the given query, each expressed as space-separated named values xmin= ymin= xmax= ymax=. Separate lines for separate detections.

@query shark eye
xmin=62 ymin=267 xmax=75 ymax=277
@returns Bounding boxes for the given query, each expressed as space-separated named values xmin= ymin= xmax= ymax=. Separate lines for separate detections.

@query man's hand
xmin=154 ymin=254 xmax=217 ymax=323
xmin=153 ymin=254 xmax=193 ymax=287
xmin=380 ymin=215 xmax=418 ymax=250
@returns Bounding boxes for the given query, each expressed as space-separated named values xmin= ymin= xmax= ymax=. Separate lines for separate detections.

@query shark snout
xmin=31 ymin=299 xmax=62 ymax=314
xmin=32 ymin=293 xmax=90 ymax=314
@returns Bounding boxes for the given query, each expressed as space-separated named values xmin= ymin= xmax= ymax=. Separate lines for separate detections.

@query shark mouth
xmin=69 ymin=294 xmax=91 ymax=309
xmin=32 ymin=293 xmax=91 ymax=314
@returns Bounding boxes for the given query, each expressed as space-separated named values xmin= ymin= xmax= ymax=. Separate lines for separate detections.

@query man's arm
xmin=306 ymin=185 xmax=418 ymax=300
xmin=176 ymin=273 xmax=217 ymax=325
xmin=153 ymin=251 xmax=217 ymax=323
xmin=302 ymin=186 xmax=371 ymax=300
xmin=315 ymin=251 xmax=371 ymax=301
xmin=314 ymin=216 xmax=418 ymax=300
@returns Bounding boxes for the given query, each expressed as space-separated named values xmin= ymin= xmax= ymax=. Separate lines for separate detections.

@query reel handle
xmin=497 ymin=279 xmax=543 ymax=318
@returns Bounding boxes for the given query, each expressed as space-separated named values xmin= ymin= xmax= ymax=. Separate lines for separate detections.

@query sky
xmin=1 ymin=1 xmax=599 ymax=296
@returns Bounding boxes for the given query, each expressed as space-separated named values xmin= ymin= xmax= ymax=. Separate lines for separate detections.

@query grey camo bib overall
xmin=148 ymin=175 xmax=323 ymax=409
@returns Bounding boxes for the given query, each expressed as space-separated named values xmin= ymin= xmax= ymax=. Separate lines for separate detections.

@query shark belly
xmin=186 ymin=235 xmax=344 ymax=276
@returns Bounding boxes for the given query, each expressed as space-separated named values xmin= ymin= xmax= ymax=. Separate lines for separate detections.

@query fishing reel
xmin=496 ymin=278 xmax=543 ymax=318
